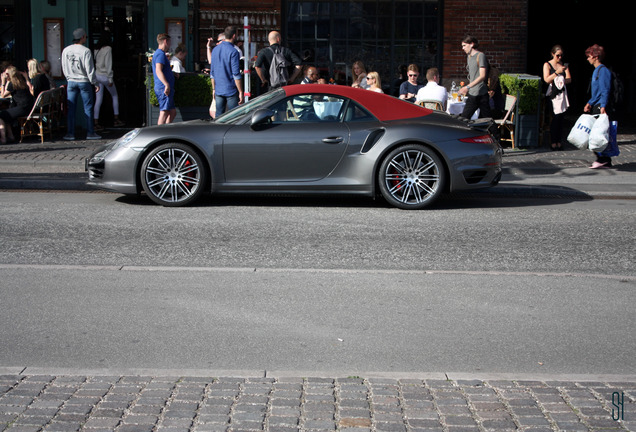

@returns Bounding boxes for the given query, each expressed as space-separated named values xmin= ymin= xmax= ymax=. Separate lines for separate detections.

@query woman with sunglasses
xmin=365 ymin=71 xmax=383 ymax=93
xmin=543 ymin=45 xmax=571 ymax=150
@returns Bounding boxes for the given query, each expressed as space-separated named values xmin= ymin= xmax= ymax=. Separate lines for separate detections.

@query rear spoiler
xmin=451 ymin=115 xmax=495 ymax=133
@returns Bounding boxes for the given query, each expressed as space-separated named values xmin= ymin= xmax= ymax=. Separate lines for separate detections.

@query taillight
xmin=459 ymin=135 xmax=495 ymax=144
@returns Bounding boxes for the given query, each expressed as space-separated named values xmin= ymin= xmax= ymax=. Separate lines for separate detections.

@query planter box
xmin=147 ymin=104 xmax=210 ymax=126
xmin=145 ymin=71 xmax=212 ymax=126
xmin=516 ymin=114 xmax=539 ymax=148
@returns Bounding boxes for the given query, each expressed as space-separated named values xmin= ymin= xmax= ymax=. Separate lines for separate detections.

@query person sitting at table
xmin=26 ymin=59 xmax=50 ymax=100
xmin=399 ymin=64 xmax=423 ymax=102
xmin=351 ymin=61 xmax=369 ymax=89
xmin=365 ymin=71 xmax=383 ymax=93
xmin=415 ymin=67 xmax=448 ymax=110
xmin=0 ymin=65 xmax=34 ymax=144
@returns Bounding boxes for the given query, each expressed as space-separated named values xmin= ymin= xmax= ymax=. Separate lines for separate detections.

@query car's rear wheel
xmin=378 ymin=144 xmax=445 ymax=209
xmin=140 ymin=143 xmax=207 ymax=206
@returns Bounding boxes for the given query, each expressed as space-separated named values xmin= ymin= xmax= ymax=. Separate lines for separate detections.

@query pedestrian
xmin=209 ymin=26 xmax=243 ymax=115
xmin=93 ymin=32 xmax=124 ymax=130
xmin=152 ymin=33 xmax=176 ymax=125
xmin=254 ymin=31 xmax=302 ymax=91
xmin=543 ymin=45 xmax=571 ymax=150
xmin=61 ymin=28 xmax=101 ymax=140
xmin=584 ymin=44 xmax=614 ymax=169
xmin=170 ymin=43 xmax=187 ymax=75
xmin=458 ymin=35 xmax=491 ymax=119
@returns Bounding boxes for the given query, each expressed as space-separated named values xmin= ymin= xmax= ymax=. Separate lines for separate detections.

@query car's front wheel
xmin=378 ymin=144 xmax=445 ymax=209
xmin=140 ymin=143 xmax=207 ymax=206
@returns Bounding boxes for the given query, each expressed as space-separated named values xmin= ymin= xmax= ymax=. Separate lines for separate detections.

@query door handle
xmin=322 ymin=136 xmax=343 ymax=144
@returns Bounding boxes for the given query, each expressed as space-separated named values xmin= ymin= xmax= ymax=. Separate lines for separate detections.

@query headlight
xmin=112 ymin=128 xmax=141 ymax=149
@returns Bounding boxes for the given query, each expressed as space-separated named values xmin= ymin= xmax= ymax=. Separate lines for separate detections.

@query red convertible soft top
xmin=283 ymin=84 xmax=433 ymax=122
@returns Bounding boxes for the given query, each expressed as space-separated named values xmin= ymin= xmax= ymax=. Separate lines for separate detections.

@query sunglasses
xmin=366 ymin=76 xmax=374 ymax=80
xmin=408 ymin=74 xmax=419 ymax=77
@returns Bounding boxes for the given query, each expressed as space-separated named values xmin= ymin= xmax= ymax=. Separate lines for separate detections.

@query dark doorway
xmin=528 ymin=1 xmax=633 ymax=126
xmin=88 ymin=0 xmax=147 ymax=127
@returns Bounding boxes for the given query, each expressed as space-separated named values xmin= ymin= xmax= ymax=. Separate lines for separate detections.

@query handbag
xmin=589 ymin=113 xmax=609 ymax=152
xmin=567 ymin=114 xmax=596 ymax=150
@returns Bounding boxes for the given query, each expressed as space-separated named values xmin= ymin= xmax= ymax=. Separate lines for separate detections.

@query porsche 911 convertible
xmin=86 ymin=84 xmax=502 ymax=209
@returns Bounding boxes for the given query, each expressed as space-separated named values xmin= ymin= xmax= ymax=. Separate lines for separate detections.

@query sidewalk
xmin=1 ymin=370 xmax=634 ymax=432
xmin=1 ymin=128 xmax=635 ymax=198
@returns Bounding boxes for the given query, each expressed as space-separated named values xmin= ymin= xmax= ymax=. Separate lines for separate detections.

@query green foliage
xmin=499 ymin=74 xmax=540 ymax=115
xmin=146 ymin=74 xmax=213 ymax=107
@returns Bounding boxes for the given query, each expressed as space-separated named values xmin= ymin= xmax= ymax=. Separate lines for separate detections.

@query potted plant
xmin=499 ymin=73 xmax=541 ymax=148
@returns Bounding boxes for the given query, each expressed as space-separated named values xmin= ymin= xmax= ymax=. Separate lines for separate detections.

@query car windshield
xmin=213 ymin=89 xmax=284 ymax=124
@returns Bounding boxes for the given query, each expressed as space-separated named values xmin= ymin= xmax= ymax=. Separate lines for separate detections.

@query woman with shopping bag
xmin=583 ymin=44 xmax=614 ymax=169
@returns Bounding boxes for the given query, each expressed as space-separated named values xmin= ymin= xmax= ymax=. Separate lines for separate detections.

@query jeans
xmin=67 ymin=80 xmax=95 ymax=135
xmin=94 ymin=74 xmax=119 ymax=118
xmin=215 ymin=93 xmax=239 ymax=115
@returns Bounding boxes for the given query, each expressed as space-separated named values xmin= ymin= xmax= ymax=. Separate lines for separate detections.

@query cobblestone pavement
xmin=1 ymin=374 xmax=634 ymax=432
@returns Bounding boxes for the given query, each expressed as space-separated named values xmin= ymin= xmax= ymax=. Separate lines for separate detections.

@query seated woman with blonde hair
xmin=351 ymin=61 xmax=369 ymax=89
xmin=365 ymin=71 xmax=383 ymax=93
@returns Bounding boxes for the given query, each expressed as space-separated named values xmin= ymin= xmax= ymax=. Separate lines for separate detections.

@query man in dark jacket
xmin=254 ymin=31 xmax=302 ymax=91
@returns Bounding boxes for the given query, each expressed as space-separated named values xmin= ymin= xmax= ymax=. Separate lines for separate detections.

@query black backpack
xmin=593 ymin=65 xmax=624 ymax=111
xmin=268 ymin=46 xmax=289 ymax=88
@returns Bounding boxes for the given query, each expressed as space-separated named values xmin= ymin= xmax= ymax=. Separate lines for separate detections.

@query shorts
xmin=155 ymin=87 xmax=175 ymax=111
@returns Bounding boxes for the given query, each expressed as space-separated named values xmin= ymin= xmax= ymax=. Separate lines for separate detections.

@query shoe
xmin=113 ymin=119 xmax=125 ymax=127
xmin=590 ymin=161 xmax=607 ymax=169
xmin=63 ymin=134 xmax=75 ymax=141
xmin=94 ymin=123 xmax=104 ymax=131
xmin=86 ymin=132 xmax=102 ymax=140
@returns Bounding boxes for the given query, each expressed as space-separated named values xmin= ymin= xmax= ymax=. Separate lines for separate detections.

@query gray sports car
xmin=86 ymin=84 xmax=502 ymax=209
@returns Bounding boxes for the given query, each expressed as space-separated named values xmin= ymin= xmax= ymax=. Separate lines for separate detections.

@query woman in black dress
xmin=27 ymin=58 xmax=51 ymax=100
xmin=0 ymin=65 xmax=34 ymax=143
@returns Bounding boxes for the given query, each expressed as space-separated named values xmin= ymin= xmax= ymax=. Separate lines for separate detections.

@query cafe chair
xmin=494 ymin=94 xmax=517 ymax=148
xmin=19 ymin=89 xmax=54 ymax=143
xmin=418 ymin=100 xmax=444 ymax=111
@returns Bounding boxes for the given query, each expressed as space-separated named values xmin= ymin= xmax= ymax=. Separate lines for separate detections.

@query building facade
xmin=11 ymin=0 xmax=630 ymax=128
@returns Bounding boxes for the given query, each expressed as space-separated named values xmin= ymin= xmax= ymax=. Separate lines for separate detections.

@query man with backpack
xmin=255 ymin=31 xmax=302 ymax=91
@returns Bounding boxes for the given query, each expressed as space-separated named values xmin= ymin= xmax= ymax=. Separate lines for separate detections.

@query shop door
xmin=88 ymin=0 xmax=147 ymax=127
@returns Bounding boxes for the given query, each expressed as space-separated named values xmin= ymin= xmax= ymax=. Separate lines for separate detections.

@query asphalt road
xmin=1 ymin=191 xmax=634 ymax=377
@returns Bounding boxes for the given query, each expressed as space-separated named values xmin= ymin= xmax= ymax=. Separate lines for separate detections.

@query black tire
xmin=378 ymin=144 xmax=445 ymax=209
xmin=140 ymin=143 xmax=207 ymax=207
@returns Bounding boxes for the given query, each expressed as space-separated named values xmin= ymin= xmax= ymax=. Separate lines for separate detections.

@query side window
xmin=344 ymin=102 xmax=375 ymax=122
xmin=269 ymin=95 xmax=346 ymax=123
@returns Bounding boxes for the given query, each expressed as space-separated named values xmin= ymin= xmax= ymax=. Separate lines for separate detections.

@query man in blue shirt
xmin=152 ymin=33 xmax=176 ymax=125
xmin=209 ymin=26 xmax=243 ymax=115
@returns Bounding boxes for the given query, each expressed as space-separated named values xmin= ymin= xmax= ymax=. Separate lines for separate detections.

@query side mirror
xmin=250 ymin=109 xmax=274 ymax=128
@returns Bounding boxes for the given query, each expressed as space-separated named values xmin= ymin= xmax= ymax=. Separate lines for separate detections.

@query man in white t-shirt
xmin=415 ymin=67 xmax=448 ymax=110
xmin=170 ymin=43 xmax=187 ymax=75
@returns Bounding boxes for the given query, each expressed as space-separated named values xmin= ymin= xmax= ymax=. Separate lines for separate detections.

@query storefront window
xmin=0 ymin=0 xmax=14 ymax=64
xmin=285 ymin=0 xmax=439 ymax=95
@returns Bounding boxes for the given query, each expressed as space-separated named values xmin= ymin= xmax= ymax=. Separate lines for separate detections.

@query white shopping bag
xmin=567 ymin=114 xmax=596 ymax=150
xmin=589 ymin=113 xmax=610 ymax=152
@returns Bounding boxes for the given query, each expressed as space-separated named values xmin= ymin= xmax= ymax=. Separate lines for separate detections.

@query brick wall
xmin=442 ymin=0 xmax=528 ymax=83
